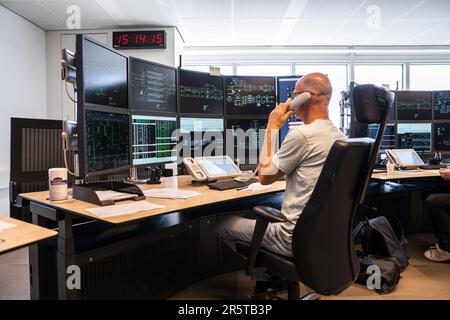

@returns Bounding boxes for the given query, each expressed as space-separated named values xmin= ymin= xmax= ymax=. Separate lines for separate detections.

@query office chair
xmin=233 ymin=84 xmax=394 ymax=299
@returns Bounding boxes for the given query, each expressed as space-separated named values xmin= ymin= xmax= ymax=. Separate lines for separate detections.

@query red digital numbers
xmin=114 ymin=31 xmax=165 ymax=48
xmin=118 ymin=34 xmax=129 ymax=45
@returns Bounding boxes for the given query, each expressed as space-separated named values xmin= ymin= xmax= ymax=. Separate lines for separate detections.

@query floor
xmin=0 ymin=234 xmax=448 ymax=300
xmin=170 ymin=234 xmax=450 ymax=300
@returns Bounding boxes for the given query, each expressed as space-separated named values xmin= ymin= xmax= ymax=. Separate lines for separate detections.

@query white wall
xmin=46 ymin=27 xmax=184 ymax=120
xmin=0 ymin=6 xmax=47 ymax=205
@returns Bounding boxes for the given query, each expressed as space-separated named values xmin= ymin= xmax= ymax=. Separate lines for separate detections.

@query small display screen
xmin=198 ymin=158 xmax=240 ymax=177
xmin=393 ymin=150 xmax=424 ymax=166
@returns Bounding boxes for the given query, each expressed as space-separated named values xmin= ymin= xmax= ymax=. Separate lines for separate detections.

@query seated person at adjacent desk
xmin=424 ymin=168 xmax=450 ymax=262
xmin=217 ymin=73 xmax=345 ymax=293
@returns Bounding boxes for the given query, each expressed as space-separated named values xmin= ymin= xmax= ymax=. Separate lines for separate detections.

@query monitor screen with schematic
xmin=277 ymin=76 xmax=304 ymax=144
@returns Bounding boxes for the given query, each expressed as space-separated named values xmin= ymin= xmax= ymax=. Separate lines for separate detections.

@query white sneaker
xmin=424 ymin=244 xmax=450 ymax=262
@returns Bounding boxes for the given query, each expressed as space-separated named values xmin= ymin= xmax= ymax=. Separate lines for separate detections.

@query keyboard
xmin=207 ymin=178 xmax=259 ymax=191
xmin=418 ymin=164 xmax=446 ymax=170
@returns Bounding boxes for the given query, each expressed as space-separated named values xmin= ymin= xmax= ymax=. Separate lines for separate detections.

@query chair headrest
xmin=352 ymin=84 xmax=395 ymax=124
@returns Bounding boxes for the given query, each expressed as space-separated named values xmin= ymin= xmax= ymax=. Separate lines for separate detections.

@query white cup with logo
xmin=49 ymin=168 xmax=68 ymax=201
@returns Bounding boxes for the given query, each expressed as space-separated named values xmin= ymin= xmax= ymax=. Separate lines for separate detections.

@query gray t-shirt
xmin=272 ymin=119 xmax=346 ymax=247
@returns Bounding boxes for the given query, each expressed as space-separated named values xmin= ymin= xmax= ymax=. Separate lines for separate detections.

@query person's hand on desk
xmin=439 ymin=168 xmax=450 ymax=181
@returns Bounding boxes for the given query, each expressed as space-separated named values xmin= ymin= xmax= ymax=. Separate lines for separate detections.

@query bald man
xmin=217 ymin=73 xmax=345 ymax=292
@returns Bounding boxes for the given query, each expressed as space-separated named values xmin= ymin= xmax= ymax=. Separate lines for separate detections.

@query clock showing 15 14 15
xmin=113 ymin=30 xmax=166 ymax=49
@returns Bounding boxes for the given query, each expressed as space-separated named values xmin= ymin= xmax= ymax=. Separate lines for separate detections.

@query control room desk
xmin=0 ymin=216 xmax=57 ymax=255
xmin=371 ymin=169 xmax=441 ymax=181
xmin=18 ymin=176 xmax=286 ymax=300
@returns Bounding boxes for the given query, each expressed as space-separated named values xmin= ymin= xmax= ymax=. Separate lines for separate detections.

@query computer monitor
xmin=396 ymin=91 xmax=432 ymax=121
xmin=397 ymin=123 xmax=432 ymax=152
xmin=369 ymin=123 xmax=396 ymax=151
xmin=129 ymin=58 xmax=177 ymax=113
xmin=179 ymin=117 xmax=224 ymax=158
xmin=178 ymin=69 xmax=224 ymax=115
xmin=225 ymin=76 xmax=276 ymax=115
xmin=277 ymin=76 xmax=302 ymax=104
xmin=132 ymin=115 xmax=177 ymax=165
xmin=277 ymin=76 xmax=304 ymax=144
xmin=434 ymin=91 xmax=450 ymax=120
xmin=434 ymin=123 xmax=450 ymax=151
xmin=226 ymin=119 xmax=268 ymax=166
xmin=78 ymin=110 xmax=130 ymax=177
xmin=76 ymin=35 xmax=128 ymax=109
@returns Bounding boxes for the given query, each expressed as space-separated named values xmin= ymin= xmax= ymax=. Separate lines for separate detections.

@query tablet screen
xmin=394 ymin=149 xmax=424 ymax=166
xmin=198 ymin=158 xmax=240 ymax=177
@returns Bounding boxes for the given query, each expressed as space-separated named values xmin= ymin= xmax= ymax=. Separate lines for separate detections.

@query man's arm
xmin=258 ymin=100 xmax=294 ymax=185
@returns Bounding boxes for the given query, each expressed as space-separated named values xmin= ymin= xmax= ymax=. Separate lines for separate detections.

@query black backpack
xmin=356 ymin=254 xmax=401 ymax=294
xmin=353 ymin=216 xmax=409 ymax=271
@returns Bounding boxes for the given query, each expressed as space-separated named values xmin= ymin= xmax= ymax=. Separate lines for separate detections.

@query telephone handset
xmin=288 ymin=92 xmax=312 ymax=112
xmin=183 ymin=157 xmax=208 ymax=181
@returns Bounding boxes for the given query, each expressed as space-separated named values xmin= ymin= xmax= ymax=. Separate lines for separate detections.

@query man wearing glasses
xmin=217 ymin=73 xmax=345 ymax=297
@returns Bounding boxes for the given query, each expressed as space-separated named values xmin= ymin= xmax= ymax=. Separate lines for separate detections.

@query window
xmin=295 ymin=65 xmax=348 ymax=128
xmin=183 ymin=65 xmax=233 ymax=75
xmin=410 ymin=65 xmax=450 ymax=91
xmin=354 ymin=65 xmax=404 ymax=91
xmin=236 ymin=65 xmax=291 ymax=76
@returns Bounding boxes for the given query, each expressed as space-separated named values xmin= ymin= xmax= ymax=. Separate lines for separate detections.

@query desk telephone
xmin=183 ymin=156 xmax=257 ymax=183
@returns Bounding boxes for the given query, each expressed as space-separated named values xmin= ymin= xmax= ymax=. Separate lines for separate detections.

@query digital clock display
xmin=113 ymin=31 xmax=166 ymax=49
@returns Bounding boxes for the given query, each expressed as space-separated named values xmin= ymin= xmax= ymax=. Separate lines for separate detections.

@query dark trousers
xmin=425 ymin=194 xmax=450 ymax=252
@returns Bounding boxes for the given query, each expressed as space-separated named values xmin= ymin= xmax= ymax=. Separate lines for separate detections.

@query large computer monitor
xmin=129 ymin=58 xmax=177 ymax=113
xmin=434 ymin=123 xmax=450 ymax=151
xmin=369 ymin=123 xmax=396 ymax=151
xmin=178 ymin=69 xmax=224 ymax=115
xmin=434 ymin=91 xmax=450 ymax=120
xmin=396 ymin=91 xmax=432 ymax=121
xmin=76 ymin=35 xmax=128 ymax=109
xmin=179 ymin=117 xmax=224 ymax=158
xmin=226 ymin=119 xmax=268 ymax=166
xmin=78 ymin=110 xmax=130 ymax=177
xmin=397 ymin=123 xmax=432 ymax=152
xmin=132 ymin=115 xmax=177 ymax=165
xmin=225 ymin=76 xmax=276 ymax=115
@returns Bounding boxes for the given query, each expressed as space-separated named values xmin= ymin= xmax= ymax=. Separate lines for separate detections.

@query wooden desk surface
xmin=19 ymin=176 xmax=286 ymax=225
xmin=0 ymin=216 xmax=57 ymax=255
xmin=371 ymin=169 xmax=441 ymax=181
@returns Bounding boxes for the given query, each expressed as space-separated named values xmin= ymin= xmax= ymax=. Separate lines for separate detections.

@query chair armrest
xmin=254 ymin=206 xmax=288 ymax=223
xmin=245 ymin=206 xmax=287 ymax=275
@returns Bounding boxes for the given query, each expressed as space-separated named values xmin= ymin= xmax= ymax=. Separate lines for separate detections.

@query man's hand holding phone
xmin=268 ymin=99 xmax=295 ymax=130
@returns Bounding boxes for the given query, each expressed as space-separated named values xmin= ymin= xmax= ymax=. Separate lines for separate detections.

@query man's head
xmin=293 ymin=72 xmax=332 ymax=121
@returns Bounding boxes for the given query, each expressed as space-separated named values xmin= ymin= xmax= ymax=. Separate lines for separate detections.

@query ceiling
xmin=1 ymin=0 xmax=450 ymax=46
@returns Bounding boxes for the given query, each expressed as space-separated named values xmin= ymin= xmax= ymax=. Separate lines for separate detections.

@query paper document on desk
xmin=143 ymin=188 xmax=201 ymax=200
xmin=0 ymin=221 xmax=16 ymax=232
xmin=87 ymin=201 xmax=165 ymax=218
xmin=247 ymin=183 xmax=274 ymax=192
xmin=95 ymin=190 xmax=136 ymax=202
